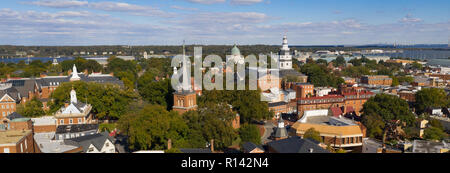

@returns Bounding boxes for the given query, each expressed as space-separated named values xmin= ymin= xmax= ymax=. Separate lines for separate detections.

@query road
xmin=261 ymin=121 xmax=275 ymax=144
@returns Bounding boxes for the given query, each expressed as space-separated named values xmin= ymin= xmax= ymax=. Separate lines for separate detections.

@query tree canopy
xmin=49 ymin=81 xmax=137 ymax=120
xmin=239 ymin=124 xmax=261 ymax=145
xmin=198 ymin=89 xmax=272 ymax=123
xmin=303 ymin=128 xmax=322 ymax=142
xmin=415 ymin=88 xmax=449 ymax=114
xmin=361 ymin=94 xmax=415 ymax=142
xmin=137 ymin=71 xmax=174 ymax=110
xmin=300 ymin=62 xmax=344 ymax=88
xmin=183 ymin=103 xmax=238 ymax=150
xmin=16 ymin=98 xmax=46 ymax=118
xmin=117 ymin=104 xmax=190 ymax=151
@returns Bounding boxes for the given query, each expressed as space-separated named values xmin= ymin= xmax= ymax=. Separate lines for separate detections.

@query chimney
xmin=64 ymin=102 xmax=69 ymax=108
xmin=167 ymin=139 xmax=172 ymax=150
xmin=68 ymin=69 xmax=72 ymax=76
xmin=109 ymin=72 xmax=114 ymax=76
xmin=6 ymin=74 xmax=11 ymax=80
xmin=84 ymin=69 xmax=89 ymax=75
xmin=210 ymin=139 xmax=214 ymax=153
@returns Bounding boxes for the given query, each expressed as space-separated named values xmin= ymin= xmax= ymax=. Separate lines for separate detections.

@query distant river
xmin=1 ymin=49 xmax=450 ymax=66
xmin=0 ymin=57 xmax=75 ymax=64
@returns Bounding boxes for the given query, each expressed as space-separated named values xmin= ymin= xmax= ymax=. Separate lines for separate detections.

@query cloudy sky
xmin=0 ymin=0 xmax=449 ymax=45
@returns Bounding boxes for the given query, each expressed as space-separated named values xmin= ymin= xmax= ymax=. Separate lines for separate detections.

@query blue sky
xmin=0 ymin=0 xmax=449 ymax=45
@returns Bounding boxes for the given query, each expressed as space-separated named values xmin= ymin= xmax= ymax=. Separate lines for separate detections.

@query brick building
xmin=339 ymin=85 xmax=375 ymax=115
xmin=293 ymin=83 xmax=314 ymax=99
xmin=53 ymin=88 xmax=93 ymax=126
xmin=361 ymin=75 xmax=392 ymax=86
xmin=297 ymin=95 xmax=345 ymax=119
xmin=398 ymin=90 xmax=416 ymax=102
xmin=0 ymin=83 xmax=19 ymax=119
xmin=0 ymin=130 xmax=35 ymax=153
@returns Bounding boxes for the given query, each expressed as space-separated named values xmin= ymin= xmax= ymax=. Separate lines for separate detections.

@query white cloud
xmin=230 ymin=0 xmax=264 ymax=5
xmin=185 ymin=0 xmax=226 ymax=4
xmin=25 ymin=0 xmax=88 ymax=8
xmin=170 ymin=5 xmax=198 ymax=11
xmin=25 ymin=0 xmax=173 ymax=17
xmin=400 ymin=14 xmax=422 ymax=23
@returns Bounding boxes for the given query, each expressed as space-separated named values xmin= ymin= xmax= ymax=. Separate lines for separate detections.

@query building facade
xmin=361 ymin=75 xmax=392 ymax=86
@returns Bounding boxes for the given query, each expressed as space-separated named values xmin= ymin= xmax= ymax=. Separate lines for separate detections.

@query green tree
xmin=361 ymin=94 xmax=415 ymax=143
xmin=332 ymin=56 xmax=346 ymax=67
xmin=117 ymin=104 xmax=189 ymax=151
xmin=183 ymin=103 xmax=238 ymax=150
xmin=239 ymin=124 xmax=261 ymax=145
xmin=303 ymin=128 xmax=322 ymax=142
xmin=49 ymin=81 xmax=136 ymax=120
xmin=138 ymin=71 xmax=174 ymax=110
xmin=415 ymin=88 xmax=449 ymax=114
xmin=423 ymin=127 xmax=447 ymax=141
xmin=16 ymin=98 xmax=46 ymax=118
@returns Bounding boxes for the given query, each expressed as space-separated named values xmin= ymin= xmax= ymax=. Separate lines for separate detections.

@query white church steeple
xmin=70 ymin=87 xmax=77 ymax=104
xmin=278 ymin=34 xmax=293 ymax=70
xmin=70 ymin=64 xmax=81 ymax=81
xmin=181 ymin=41 xmax=191 ymax=91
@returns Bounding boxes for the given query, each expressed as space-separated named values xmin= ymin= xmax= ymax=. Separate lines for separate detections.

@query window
xmin=69 ymin=119 xmax=73 ymax=124
xmin=20 ymin=143 xmax=23 ymax=153
xmin=25 ymin=139 xmax=27 ymax=149
xmin=3 ymin=148 xmax=10 ymax=153
xmin=60 ymin=119 xmax=64 ymax=125
xmin=88 ymin=147 xmax=94 ymax=152
xmin=78 ymin=118 xmax=82 ymax=124
xmin=6 ymin=105 xmax=9 ymax=109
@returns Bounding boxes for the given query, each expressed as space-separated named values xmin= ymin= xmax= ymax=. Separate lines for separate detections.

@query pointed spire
xmin=70 ymin=87 xmax=77 ymax=104
xmin=181 ymin=40 xmax=191 ymax=91
xmin=70 ymin=64 xmax=81 ymax=81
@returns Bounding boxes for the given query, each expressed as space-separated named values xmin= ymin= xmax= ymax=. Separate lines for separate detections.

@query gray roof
xmin=273 ymin=126 xmax=288 ymax=138
xmin=56 ymin=124 xmax=99 ymax=134
xmin=0 ymin=87 xmax=20 ymax=101
xmin=179 ymin=148 xmax=212 ymax=153
xmin=242 ymin=142 xmax=264 ymax=153
xmin=6 ymin=79 xmax=36 ymax=98
xmin=38 ymin=77 xmax=69 ymax=86
xmin=6 ymin=112 xmax=24 ymax=120
xmin=64 ymin=132 xmax=115 ymax=153
xmin=267 ymin=136 xmax=330 ymax=153
xmin=268 ymin=101 xmax=288 ymax=108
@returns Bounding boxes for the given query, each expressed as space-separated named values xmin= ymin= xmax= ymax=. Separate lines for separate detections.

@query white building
xmin=273 ymin=35 xmax=293 ymax=70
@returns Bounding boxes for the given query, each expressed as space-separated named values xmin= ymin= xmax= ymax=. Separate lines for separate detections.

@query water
xmin=0 ymin=57 xmax=75 ymax=64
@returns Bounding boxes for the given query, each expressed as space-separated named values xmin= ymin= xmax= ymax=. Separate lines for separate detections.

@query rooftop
xmin=56 ymin=124 xmax=99 ymax=134
xmin=0 ymin=130 xmax=32 ymax=145
xmin=267 ymin=136 xmax=329 ymax=153
xmin=34 ymin=132 xmax=79 ymax=153
xmin=291 ymin=122 xmax=363 ymax=137
xmin=32 ymin=116 xmax=57 ymax=126
xmin=412 ymin=140 xmax=449 ymax=153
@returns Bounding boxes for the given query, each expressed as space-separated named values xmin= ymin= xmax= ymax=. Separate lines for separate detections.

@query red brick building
xmin=297 ymin=95 xmax=345 ymax=119
xmin=361 ymin=75 xmax=392 ymax=86
xmin=339 ymin=85 xmax=375 ymax=115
